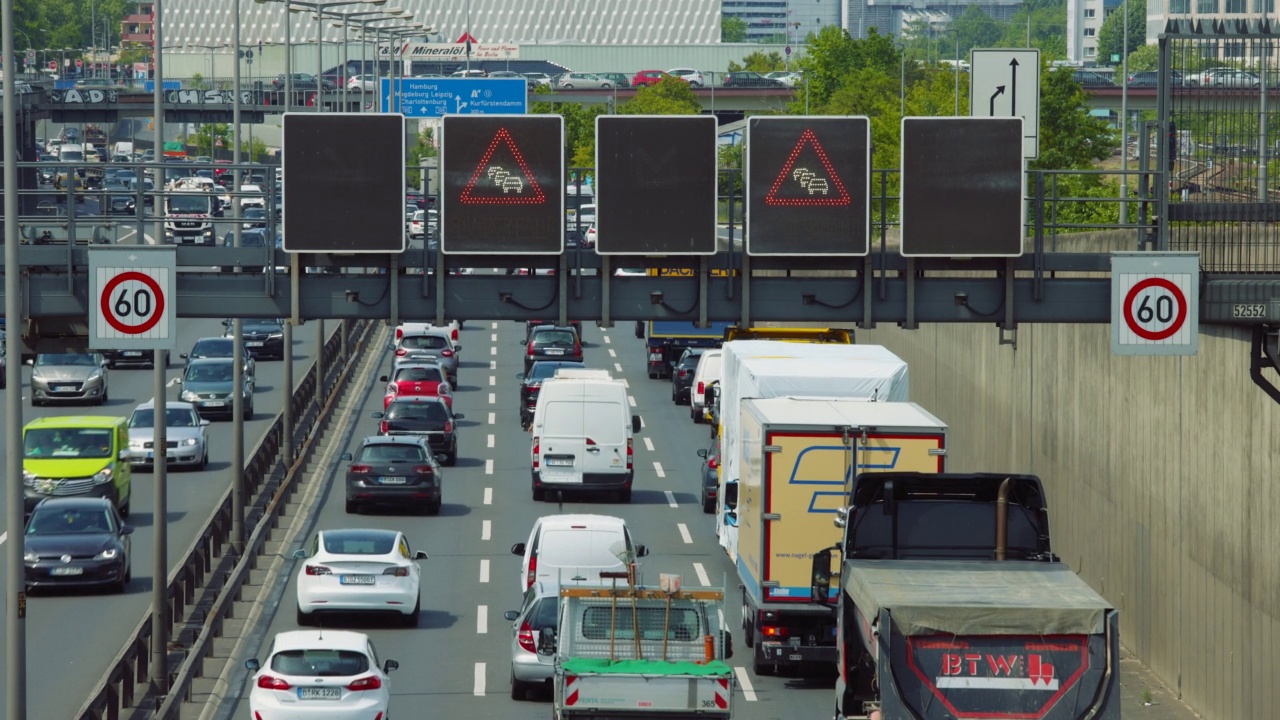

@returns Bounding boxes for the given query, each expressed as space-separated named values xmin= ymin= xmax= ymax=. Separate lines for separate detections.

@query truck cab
xmin=164 ymin=188 xmax=217 ymax=245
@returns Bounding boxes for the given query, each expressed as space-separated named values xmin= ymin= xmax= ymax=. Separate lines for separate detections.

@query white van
xmin=510 ymin=514 xmax=649 ymax=593
xmin=530 ymin=374 xmax=641 ymax=502
xmin=689 ymin=349 xmax=723 ymax=424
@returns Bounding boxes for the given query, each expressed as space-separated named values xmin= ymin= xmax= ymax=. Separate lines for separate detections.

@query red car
xmin=631 ymin=70 xmax=680 ymax=88
xmin=380 ymin=364 xmax=452 ymax=410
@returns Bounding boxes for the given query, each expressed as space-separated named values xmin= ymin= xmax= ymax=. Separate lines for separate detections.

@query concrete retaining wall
xmin=852 ymin=319 xmax=1279 ymax=718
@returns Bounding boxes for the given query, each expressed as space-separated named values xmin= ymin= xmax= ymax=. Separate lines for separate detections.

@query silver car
xmin=503 ymin=581 xmax=560 ymax=700
xmin=127 ymin=400 xmax=210 ymax=469
xmin=557 ymin=72 xmax=614 ymax=90
xmin=179 ymin=357 xmax=254 ymax=420
xmin=28 ymin=352 xmax=109 ymax=406
xmin=393 ymin=330 xmax=459 ymax=386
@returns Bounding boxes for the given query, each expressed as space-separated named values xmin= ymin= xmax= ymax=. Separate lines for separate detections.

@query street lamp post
xmin=328 ymin=8 xmax=403 ymax=110
xmin=1119 ymin=0 xmax=1130 ymax=224
xmin=342 ymin=11 xmax=413 ymax=111
xmin=285 ymin=0 xmax=387 ymax=111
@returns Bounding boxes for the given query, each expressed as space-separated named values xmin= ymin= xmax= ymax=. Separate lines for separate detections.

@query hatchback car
xmin=696 ymin=442 xmax=720 ymax=514
xmin=372 ymin=397 xmax=462 ymax=466
xmin=393 ymin=330 xmax=459 ymax=386
xmin=667 ymin=68 xmax=705 ymax=87
xmin=245 ymin=630 xmax=398 ymax=718
xmin=595 ymin=72 xmax=631 ymax=88
xmin=342 ymin=435 xmax=445 ymax=514
xmin=23 ymin=497 xmax=133 ymax=593
xmin=670 ymin=348 xmax=705 ymax=405
xmin=180 ymin=336 xmax=257 ymax=381
xmin=631 ymin=69 xmax=674 ymax=87
xmin=504 ymin=581 xmax=560 ymax=699
xmin=27 ymin=352 xmax=109 ymax=406
xmin=127 ymin=400 xmax=210 ymax=470
xmin=179 ymin=357 xmax=254 ymax=419
xmin=516 ymin=360 xmax=587 ymax=427
xmin=523 ymin=325 xmax=583 ymax=373
xmin=722 ymin=71 xmax=784 ymax=88
xmin=557 ymin=72 xmax=614 ymax=89
xmin=380 ymin=363 xmax=452 ymax=411
xmin=224 ymin=318 xmax=285 ymax=360
xmin=293 ymin=528 xmax=429 ymax=624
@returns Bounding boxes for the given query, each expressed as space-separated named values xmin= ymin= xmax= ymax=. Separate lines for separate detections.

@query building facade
xmin=722 ymin=0 xmax=841 ymax=44
xmin=844 ymin=0 xmax=1024 ymax=41
xmin=120 ymin=2 xmax=154 ymax=46
xmin=1145 ymin=0 xmax=1276 ymax=56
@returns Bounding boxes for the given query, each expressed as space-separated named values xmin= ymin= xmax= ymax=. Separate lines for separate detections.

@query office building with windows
xmin=722 ymin=0 xmax=841 ymax=44
xmin=844 ymin=0 xmax=1025 ymax=42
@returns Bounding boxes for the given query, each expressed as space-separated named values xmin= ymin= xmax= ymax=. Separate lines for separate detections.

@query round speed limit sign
xmin=1123 ymin=278 xmax=1187 ymax=341
xmin=89 ymin=250 xmax=176 ymax=348
xmin=101 ymin=271 xmax=166 ymax=334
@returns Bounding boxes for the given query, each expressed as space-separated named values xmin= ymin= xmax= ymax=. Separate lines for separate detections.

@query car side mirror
xmin=515 ymin=373 xmax=525 ymax=381
xmin=383 ymin=660 xmax=399 ymax=674
xmin=120 ymin=525 xmax=134 ymax=536
xmin=199 ymin=419 xmax=210 ymax=427
xmin=696 ymin=449 xmax=708 ymax=459
xmin=453 ymin=344 xmax=462 ymax=353
xmin=244 ymin=658 xmax=260 ymax=672
xmin=340 ymin=452 xmax=353 ymax=461
xmin=453 ymin=413 xmax=465 ymax=420
xmin=635 ymin=544 xmax=649 ymax=558
xmin=222 ymin=319 xmax=230 ymax=327
xmin=510 ymin=542 xmax=526 ymax=556
xmin=293 ymin=549 xmax=307 ymax=559
xmin=810 ymin=547 xmax=840 ymax=607
xmin=24 ymin=359 xmax=33 ymax=366
xmin=379 ymin=375 xmax=389 ymax=382
xmin=503 ymin=610 xmax=519 ymax=622
xmin=413 ymin=550 xmax=428 ymax=560
xmin=631 ymin=415 xmax=642 ymax=434
xmin=371 ymin=412 xmax=384 ymax=419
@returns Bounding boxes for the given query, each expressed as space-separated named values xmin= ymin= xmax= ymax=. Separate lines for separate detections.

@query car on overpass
xmin=557 ymin=72 xmax=614 ymax=90
xmin=631 ymin=69 xmax=676 ymax=87
xmin=272 ymin=72 xmax=336 ymax=92
xmin=722 ymin=71 xmax=785 ymax=88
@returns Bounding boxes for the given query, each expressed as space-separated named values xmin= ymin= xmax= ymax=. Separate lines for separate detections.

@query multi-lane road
xmin=218 ymin=319 xmax=835 ymax=719
xmin=0 ymin=318 xmax=328 ymax=720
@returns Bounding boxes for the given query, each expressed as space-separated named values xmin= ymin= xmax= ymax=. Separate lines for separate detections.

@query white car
xmin=667 ymin=67 xmax=705 ymax=87
xmin=347 ymin=73 xmax=378 ymax=92
xmin=245 ymin=630 xmax=399 ymax=719
xmin=126 ymin=400 xmax=210 ymax=469
xmin=765 ymin=71 xmax=802 ymax=87
xmin=239 ymin=184 xmax=266 ymax=209
xmin=585 ymin=224 xmax=597 ymax=248
xmin=409 ymin=209 xmax=426 ymax=238
xmin=293 ymin=528 xmax=428 ymax=627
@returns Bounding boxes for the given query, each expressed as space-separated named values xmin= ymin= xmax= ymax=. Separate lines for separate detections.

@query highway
xmin=220 ymin=320 xmax=834 ymax=719
xmin=0 ymin=316 xmax=328 ymax=720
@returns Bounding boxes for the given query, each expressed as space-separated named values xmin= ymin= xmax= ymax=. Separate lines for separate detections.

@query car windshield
xmin=533 ymin=330 xmax=576 ymax=347
xmin=401 ymin=335 xmax=448 ymax=350
xmin=168 ymin=195 xmax=210 ymax=213
xmin=387 ymin=402 xmax=448 ymax=421
xmin=36 ymin=354 xmax=97 ymax=367
xmin=24 ymin=428 xmax=114 ymax=459
xmin=321 ymin=530 xmax=397 ymax=555
xmin=530 ymin=362 xmax=583 ymax=380
xmin=270 ymin=649 xmax=369 ymax=677
xmin=188 ymin=363 xmax=233 ymax=382
xmin=358 ymin=443 xmax=427 ymax=463
xmin=243 ymin=320 xmax=281 ymax=332
xmin=26 ymin=507 xmax=116 ymax=536
xmin=192 ymin=339 xmax=233 ymax=357
xmin=395 ymin=367 xmax=442 ymax=382
xmin=130 ymin=408 xmax=199 ymax=428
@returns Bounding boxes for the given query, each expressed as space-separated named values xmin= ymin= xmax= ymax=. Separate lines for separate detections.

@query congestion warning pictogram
xmin=764 ymin=129 xmax=853 ymax=207
xmin=459 ymin=127 xmax=548 ymax=205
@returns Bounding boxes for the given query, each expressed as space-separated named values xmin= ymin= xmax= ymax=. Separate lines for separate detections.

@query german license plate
xmin=246 ymin=341 xmax=265 ymax=347
xmin=204 ymin=400 xmax=225 ymax=407
xmin=649 ymin=353 xmax=663 ymax=361
xmin=545 ymin=348 xmax=564 ymax=355
xmin=298 ymin=687 xmax=340 ymax=700
xmin=51 ymin=567 xmax=83 ymax=576
xmin=379 ymin=476 xmax=407 ymax=484
xmin=340 ymin=575 xmax=375 ymax=585
xmin=789 ymin=653 xmax=803 ymax=661
xmin=52 ymin=385 xmax=73 ymax=392
xmin=123 ymin=351 xmax=143 ymax=357
xmin=546 ymin=457 xmax=574 ymax=467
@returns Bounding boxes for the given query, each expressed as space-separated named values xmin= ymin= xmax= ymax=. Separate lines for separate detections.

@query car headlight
xmin=268 ymin=332 xmax=283 ymax=339
xmin=94 ymin=548 xmax=119 ymax=560
xmin=91 ymin=468 xmax=113 ymax=485
xmin=22 ymin=470 xmax=36 ymax=487
xmin=182 ymin=437 xmax=198 ymax=446
xmin=23 ymin=551 xmax=39 ymax=563
xmin=181 ymin=390 xmax=198 ymax=401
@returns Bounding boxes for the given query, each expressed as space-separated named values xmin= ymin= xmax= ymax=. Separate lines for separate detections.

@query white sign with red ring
xmin=1111 ymin=252 xmax=1199 ymax=356
xmin=88 ymin=248 xmax=177 ymax=350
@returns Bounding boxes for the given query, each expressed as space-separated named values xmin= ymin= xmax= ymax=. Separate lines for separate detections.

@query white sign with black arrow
xmin=970 ymin=48 xmax=1040 ymax=159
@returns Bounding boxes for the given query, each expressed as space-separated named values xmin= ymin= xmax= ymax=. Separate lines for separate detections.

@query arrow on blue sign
xmin=380 ymin=77 xmax=527 ymax=118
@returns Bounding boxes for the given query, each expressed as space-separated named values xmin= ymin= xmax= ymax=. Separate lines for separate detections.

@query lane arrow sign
xmin=1010 ymin=58 xmax=1019 ymax=116
xmin=989 ymin=85 xmax=1005 ymax=115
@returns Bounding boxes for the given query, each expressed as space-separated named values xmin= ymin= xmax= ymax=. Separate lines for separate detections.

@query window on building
xmin=1085 ymin=8 xmax=1096 ymax=16
xmin=1085 ymin=46 xmax=1097 ymax=56
xmin=1224 ymin=41 xmax=1245 ymax=57
xmin=1084 ymin=27 xmax=1097 ymax=36
xmin=1224 ymin=0 xmax=1246 ymax=11
xmin=1196 ymin=0 xmax=1217 ymax=12
xmin=1253 ymin=0 xmax=1273 ymax=11
xmin=1170 ymin=0 xmax=1191 ymax=11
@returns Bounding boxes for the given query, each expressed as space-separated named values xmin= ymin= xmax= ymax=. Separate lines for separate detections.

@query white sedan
xmin=245 ymin=630 xmax=398 ymax=720
xmin=294 ymin=528 xmax=428 ymax=627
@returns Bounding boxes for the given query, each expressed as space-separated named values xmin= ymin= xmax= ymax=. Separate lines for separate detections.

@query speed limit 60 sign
xmin=1111 ymin=252 xmax=1199 ymax=356
xmin=89 ymin=247 xmax=177 ymax=350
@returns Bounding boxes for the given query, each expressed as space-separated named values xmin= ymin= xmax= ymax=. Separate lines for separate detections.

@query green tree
xmin=727 ymin=50 xmax=786 ymax=73
xmin=618 ymin=77 xmax=702 ymax=115
xmin=406 ymin=127 xmax=438 ymax=188
xmin=792 ymin=26 xmax=900 ymax=109
xmin=1125 ymin=43 xmax=1160 ymax=72
xmin=953 ymin=5 xmax=1003 ymax=54
xmin=189 ymin=123 xmax=230 ymax=157
xmin=1036 ymin=65 xmax=1116 ymax=170
xmin=531 ymin=89 xmax=607 ymax=169
xmin=722 ymin=16 xmax=748 ymax=43
xmin=1096 ymin=0 xmax=1147 ymax=65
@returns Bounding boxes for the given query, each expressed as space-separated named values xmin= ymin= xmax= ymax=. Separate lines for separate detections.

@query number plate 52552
xmin=1233 ymin=304 xmax=1267 ymax=319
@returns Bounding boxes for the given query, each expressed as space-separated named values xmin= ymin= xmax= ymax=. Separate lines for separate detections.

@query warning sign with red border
xmin=746 ymin=116 xmax=871 ymax=256
xmin=441 ymin=115 xmax=564 ymax=254
xmin=88 ymin=247 xmax=176 ymax=350
xmin=1111 ymin=252 xmax=1199 ymax=356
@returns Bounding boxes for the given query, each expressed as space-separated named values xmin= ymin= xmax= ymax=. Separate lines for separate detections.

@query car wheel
xmin=296 ymin=606 xmax=312 ymax=626
xmin=346 ymin=499 xmax=359 ymax=514
xmin=691 ymin=406 xmax=701 ymax=423
xmin=703 ymin=495 xmax=715 ymax=514
xmin=671 ymin=384 xmax=677 ymax=403
xmin=98 ymin=388 xmax=109 ymax=405
xmin=511 ymin=670 xmax=528 ymax=700
xmin=617 ymin=486 xmax=632 ymax=503
xmin=445 ymin=447 xmax=457 ymax=467
xmin=402 ymin=597 xmax=420 ymax=627
xmin=563 ymin=84 xmax=574 ymax=89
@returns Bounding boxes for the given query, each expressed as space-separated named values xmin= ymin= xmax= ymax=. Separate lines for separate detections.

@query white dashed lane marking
xmin=490 ymin=322 xmax=498 ymax=330
xmin=488 ymin=393 xmax=496 ymax=404
xmin=484 ymin=487 xmax=493 ymax=504
xmin=734 ymin=667 xmax=758 ymax=701
xmin=474 ymin=663 xmax=486 ymax=696
xmin=487 ymin=434 xmax=495 ymax=448
xmin=491 ymin=333 xmax=498 ymax=342
xmin=490 ymin=346 xmax=497 ymax=356
xmin=482 ymin=520 xmax=491 ymax=541
xmin=489 ymin=360 xmax=496 ymax=370
xmin=654 ymin=462 xmax=665 ymax=478
xmin=487 ymin=412 xmax=495 ymax=424
xmin=664 ymin=490 xmax=678 ymax=508
xmin=603 ymin=335 xmax=611 ymax=344
xmin=643 ymin=437 xmax=654 ymax=452
xmin=627 ymin=395 xmax=636 ymax=408
xmin=693 ymin=562 xmax=710 ymax=586
xmin=614 ymin=363 xmax=623 ymax=373
xmin=485 ymin=459 xmax=494 ymax=475
xmin=480 ymin=560 xmax=490 ymax=583
xmin=477 ymin=605 xmax=488 ymax=634
xmin=678 ymin=523 xmax=692 ymax=544
xmin=608 ymin=348 xmax=617 ymax=358
xmin=488 ymin=375 xmax=496 ymax=386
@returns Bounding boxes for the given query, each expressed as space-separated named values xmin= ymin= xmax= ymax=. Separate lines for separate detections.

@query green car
xmin=22 ymin=416 xmax=133 ymax=517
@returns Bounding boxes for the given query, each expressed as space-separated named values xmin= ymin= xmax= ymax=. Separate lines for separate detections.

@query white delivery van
xmin=689 ymin=349 xmax=722 ymax=424
xmin=530 ymin=373 xmax=641 ymax=503
xmin=510 ymin=514 xmax=649 ymax=593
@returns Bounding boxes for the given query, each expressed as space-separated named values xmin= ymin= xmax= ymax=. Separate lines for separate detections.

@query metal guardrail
xmin=73 ymin=319 xmax=369 ymax=720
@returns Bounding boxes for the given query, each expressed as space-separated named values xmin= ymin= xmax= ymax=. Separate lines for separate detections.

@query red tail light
xmin=451 ymin=329 xmax=458 ymax=341
xmin=395 ymin=348 xmax=406 ymax=357
xmin=257 ymin=675 xmax=291 ymax=690
xmin=697 ymin=381 xmax=705 ymax=394
xmin=532 ymin=439 xmax=540 ymax=469
xmin=517 ymin=620 xmax=536 ymax=652
xmin=382 ymin=566 xmax=410 ymax=576
xmin=347 ymin=675 xmax=383 ymax=691
xmin=626 ymin=438 xmax=633 ymax=471
xmin=761 ymin=625 xmax=789 ymax=638
xmin=585 ymin=437 xmax=597 ymax=446
xmin=412 ymin=465 xmax=435 ymax=476
xmin=440 ymin=349 xmax=454 ymax=357
xmin=679 ymin=369 xmax=689 ymax=378
xmin=395 ymin=328 xmax=404 ymax=341
xmin=708 ymin=457 xmax=718 ymax=469
xmin=527 ymin=343 xmax=535 ymax=356
xmin=350 ymin=464 xmax=372 ymax=473
xmin=574 ymin=341 xmax=582 ymax=355
xmin=526 ymin=554 xmax=537 ymax=589
xmin=304 ymin=564 xmax=331 ymax=576
xmin=444 ymin=421 xmax=454 ymax=433
xmin=439 ymin=384 xmax=451 ymax=395
xmin=379 ymin=421 xmax=389 ymax=434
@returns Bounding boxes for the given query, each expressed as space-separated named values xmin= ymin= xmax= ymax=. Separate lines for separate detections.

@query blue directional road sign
xmin=380 ymin=77 xmax=527 ymax=118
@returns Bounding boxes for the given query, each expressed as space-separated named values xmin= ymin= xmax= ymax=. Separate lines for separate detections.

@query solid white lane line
xmin=491 ymin=322 xmax=498 ymax=330
xmin=654 ymin=462 xmax=666 ymax=478
xmin=477 ymin=605 xmax=488 ymax=634
xmin=627 ymin=395 xmax=637 ymax=407
xmin=614 ymin=363 xmax=623 ymax=373
xmin=490 ymin=346 xmax=497 ymax=356
xmin=734 ymin=666 xmax=758 ymax=701
xmin=488 ymin=392 xmax=496 ymax=404
xmin=664 ymin=490 xmax=678 ymax=508
xmin=491 ymin=333 xmax=498 ymax=342
xmin=485 ymin=459 xmax=494 ymax=475
xmin=489 ymin=360 xmax=496 ymax=370
xmin=484 ymin=487 xmax=493 ymax=504
xmin=482 ymin=520 xmax=491 ymax=541
xmin=487 ymin=434 xmax=495 ymax=448
xmin=489 ymin=375 xmax=496 ymax=386
xmin=693 ymin=562 xmax=710 ymax=587
xmin=474 ymin=663 xmax=486 ymax=696
xmin=480 ymin=559 xmax=490 ymax=583
xmin=603 ymin=335 xmax=611 ymax=344
xmin=643 ymin=437 xmax=654 ymax=452
xmin=608 ymin=348 xmax=617 ymax=358
xmin=678 ymin=523 xmax=692 ymax=544
xmin=488 ymin=412 xmax=495 ymax=425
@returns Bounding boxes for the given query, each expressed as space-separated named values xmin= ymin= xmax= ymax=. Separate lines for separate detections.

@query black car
xmin=23 ymin=497 xmax=133 ymax=593
xmin=696 ymin=443 xmax=720 ymax=514
xmin=341 ymin=436 xmax=444 ymax=515
xmin=224 ymin=318 xmax=285 ymax=360
xmin=525 ymin=319 xmax=583 ymax=342
xmin=103 ymin=181 xmax=136 ymax=215
xmin=243 ymin=206 xmax=268 ymax=228
xmin=523 ymin=325 xmax=583 ymax=373
xmin=722 ymin=71 xmax=784 ymax=88
xmin=516 ymin=360 xmax=587 ymax=426
xmin=97 ymin=347 xmax=165 ymax=370
xmin=372 ymin=397 xmax=463 ymax=466
xmin=670 ymin=348 xmax=704 ymax=405
xmin=272 ymin=72 xmax=336 ymax=91
xmin=221 ymin=228 xmax=272 ymax=272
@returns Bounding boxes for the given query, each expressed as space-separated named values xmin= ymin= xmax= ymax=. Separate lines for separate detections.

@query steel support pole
xmin=3 ymin=0 xmax=29 ymax=712
xmin=316 ymin=10 xmax=323 ymax=112
xmin=1120 ymin=0 xmax=1129 ymax=225
xmin=1259 ymin=40 xmax=1269 ymax=202
xmin=231 ymin=0 xmax=246 ymax=554
xmin=284 ymin=0 xmax=292 ymax=110
xmin=283 ymin=320 xmax=294 ymax=462
xmin=316 ymin=320 xmax=325 ymax=412
xmin=150 ymin=347 xmax=169 ymax=695
xmin=340 ymin=22 xmax=348 ymax=110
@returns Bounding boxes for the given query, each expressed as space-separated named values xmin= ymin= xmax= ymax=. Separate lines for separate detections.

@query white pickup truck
xmin=552 ymin=585 xmax=735 ymax=720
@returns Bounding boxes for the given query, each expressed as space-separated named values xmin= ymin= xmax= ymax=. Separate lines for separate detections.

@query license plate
xmin=246 ymin=341 xmax=265 ymax=347
xmin=298 ymin=687 xmax=341 ymax=700
xmin=51 ymin=567 xmax=83 ymax=576
xmin=379 ymin=476 xmax=407 ymax=484
xmin=649 ymin=353 xmax=663 ymax=361
xmin=545 ymin=348 xmax=564 ymax=355
xmin=123 ymin=351 xmax=143 ymax=357
xmin=546 ymin=457 xmax=574 ymax=467
xmin=204 ymin=400 xmax=225 ymax=407
xmin=789 ymin=653 xmax=804 ymax=661
xmin=340 ymin=575 xmax=376 ymax=585
xmin=52 ymin=385 xmax=73 ymax=392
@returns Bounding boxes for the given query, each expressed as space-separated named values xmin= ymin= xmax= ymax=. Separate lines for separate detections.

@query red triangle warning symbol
xmin=459 ymin=128 xmax=548 ymax=205
xmin=764 ymin=129 xmax=852 ymax=207
xmin=457 ymin=32 xmax=479 ymax=44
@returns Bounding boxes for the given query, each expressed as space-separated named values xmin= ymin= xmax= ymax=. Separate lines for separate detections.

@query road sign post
xmin=89 ymin=247 xmax=177 ymax=349
xmin=440 ymin=114 xmax=565 ymax=254
xmin=1111 ymin=252 xmax=1200 ymax=356
xmin=970 ymin=48 xmax=1040 ymax=159
xmin=381 ymin=77 xmax=527 ymax=118
xmin=900 ymin=117 xmax=1025 ymax=258
xmin=745 ymin=116 xmax=871 ymax=256
xmin=595 ymin=115 xmax=718 ymax=256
